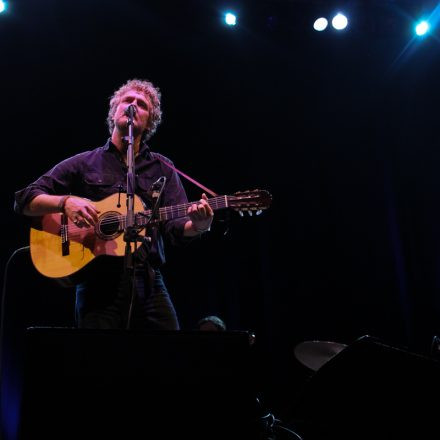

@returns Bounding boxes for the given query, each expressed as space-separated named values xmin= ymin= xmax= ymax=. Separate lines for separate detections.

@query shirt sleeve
xmin=14 ymin=156 xmax=78 ymax=215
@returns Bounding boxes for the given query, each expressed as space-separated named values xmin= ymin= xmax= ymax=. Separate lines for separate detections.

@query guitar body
xmin=29 ymin=188 xmax=271 ymax=284
xmin=30 ymin=193 xmax=146 ymax=284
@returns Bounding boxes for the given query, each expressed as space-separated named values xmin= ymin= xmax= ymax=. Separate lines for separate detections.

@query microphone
xmin=150 ymin=176 xmax=166 ymax=193
xmin=124 ymin=104 xmax=137 ymax=118
xmin=149 ymin=176 xmax=167 ymax=222
xmin=150 ymin=176 xmax=166 ymax=199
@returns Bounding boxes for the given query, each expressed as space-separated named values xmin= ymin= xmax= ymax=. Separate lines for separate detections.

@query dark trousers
xmin=75 ymin=257 xmax=179 ymax=330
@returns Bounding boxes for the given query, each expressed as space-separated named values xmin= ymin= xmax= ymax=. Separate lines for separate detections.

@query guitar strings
xmin=89 ymin=198 xmax=233 ymax=227
xmin=65 ymin=195 xmax=258 ymax=234
xmin=96 ymin=195 xmax=256 ymax=225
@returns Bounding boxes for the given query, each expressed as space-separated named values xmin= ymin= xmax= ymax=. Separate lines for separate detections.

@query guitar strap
xmin=154 ymin=154 xmax=218 ymax=197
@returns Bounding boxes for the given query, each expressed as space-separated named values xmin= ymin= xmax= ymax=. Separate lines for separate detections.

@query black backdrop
xmin=2 ymin=0 xmax=440 ymax=430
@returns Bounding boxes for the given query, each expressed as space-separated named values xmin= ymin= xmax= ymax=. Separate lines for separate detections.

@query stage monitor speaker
xmin=295 ymin=335 xmax=440 ymax=440
xmin=19 ymin=327 xmax=255 ymax=440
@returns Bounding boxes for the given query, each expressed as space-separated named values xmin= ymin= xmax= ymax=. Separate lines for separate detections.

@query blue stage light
xmin=224 ymin=12 xmax=237 ymax=26
xmin=0 ymin=1 xmax=7 ymax=14
xmin=415 ymin=21 xmax=430 ymax=36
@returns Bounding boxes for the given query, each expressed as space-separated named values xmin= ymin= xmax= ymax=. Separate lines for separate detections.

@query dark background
xmin=2 ymin=0 xmax=440 ymax=436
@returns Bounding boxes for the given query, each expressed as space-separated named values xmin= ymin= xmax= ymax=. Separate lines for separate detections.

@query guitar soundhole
xmin=96 ymin=211 xmax=122 ymax=240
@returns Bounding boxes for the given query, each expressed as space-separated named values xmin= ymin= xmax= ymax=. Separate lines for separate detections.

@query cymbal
xmin=294 ymin=340 xmax=348 ymax=372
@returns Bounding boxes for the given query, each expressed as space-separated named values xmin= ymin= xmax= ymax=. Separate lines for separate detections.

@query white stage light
xmin=313 ymin=17 xmax=328 ymax=31
xmin=332 ymin=13 xmax=348 ymax=30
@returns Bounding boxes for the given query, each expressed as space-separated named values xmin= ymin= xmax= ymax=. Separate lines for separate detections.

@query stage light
xmin=224 ymin=12 xmax=237 ymax=26
xmin=415 ymin=20 xmax=430 ymax=36
xmin=313 ymin=17 xmax=328 ymax=32
xmin=0 ymin=1 xmax=7 ymax=14
xmin=332 ymin=13 xmax=348 ymax=30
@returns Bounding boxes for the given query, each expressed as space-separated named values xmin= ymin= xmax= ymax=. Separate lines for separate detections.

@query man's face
xmin=113 ymin=89 xmax=151 ymax=136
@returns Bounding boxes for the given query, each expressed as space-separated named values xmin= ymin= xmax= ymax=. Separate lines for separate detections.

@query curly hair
xmin=106 ymin=78 xmax=162 ymax=140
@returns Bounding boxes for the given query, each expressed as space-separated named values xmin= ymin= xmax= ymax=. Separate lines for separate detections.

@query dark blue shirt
xmin=14 ymin=139 xmax=191 ymax=268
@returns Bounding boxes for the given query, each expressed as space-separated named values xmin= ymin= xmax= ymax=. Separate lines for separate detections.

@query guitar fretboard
xmin=90 ymin=191 xmax=268 ymax=232
xmin=132 ymin=195 xmax=229 ymax=227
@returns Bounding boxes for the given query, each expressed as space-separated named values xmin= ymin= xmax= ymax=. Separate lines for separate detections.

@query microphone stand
xmin=122 ymin=106 xmax=167 ymax=329
xmin=124 ymin=104 xmax=136 ymax=239
xmin=123 ymin=105 xmax=143 ymax=329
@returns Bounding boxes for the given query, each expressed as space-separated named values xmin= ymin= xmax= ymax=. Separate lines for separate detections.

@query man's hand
xmin=187 ymin=193 xmax=214 ymax=234
xmin=64 ymin=196 xmax=100 ymax=228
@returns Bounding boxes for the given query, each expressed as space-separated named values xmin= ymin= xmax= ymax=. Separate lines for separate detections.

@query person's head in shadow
xmin=197 ymin=315 xmax=227 ymax=332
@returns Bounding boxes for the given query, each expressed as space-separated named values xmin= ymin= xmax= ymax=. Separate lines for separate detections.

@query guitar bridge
xmin=61 ymin=214 xmax=70 ymax=256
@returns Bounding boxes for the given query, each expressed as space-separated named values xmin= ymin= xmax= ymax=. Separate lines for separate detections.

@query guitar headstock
xmin=228 ymin=189 xmax=272 ymax=216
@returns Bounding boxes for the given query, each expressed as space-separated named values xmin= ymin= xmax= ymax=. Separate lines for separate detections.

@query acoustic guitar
xmin=30 ymin=190 xmax=272 ymax=284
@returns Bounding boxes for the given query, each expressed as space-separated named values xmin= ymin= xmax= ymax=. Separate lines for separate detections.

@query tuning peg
xmin=239 ymin=211 xmax=244 ymax=217
xmin=256 ymin=210 xmax=262 ymax=215
xmin=248 ymin=211 xmax=253 ymax=216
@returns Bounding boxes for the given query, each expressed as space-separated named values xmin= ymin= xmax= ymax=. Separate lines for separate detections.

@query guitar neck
xmin=137 ymin=195 xmax=230 ymax=225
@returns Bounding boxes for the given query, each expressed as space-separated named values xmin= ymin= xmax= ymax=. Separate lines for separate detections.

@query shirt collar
xmin=103 ymin=138 xmax=151 ymax=159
